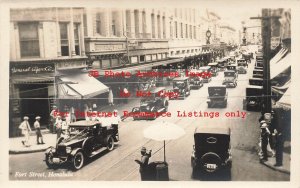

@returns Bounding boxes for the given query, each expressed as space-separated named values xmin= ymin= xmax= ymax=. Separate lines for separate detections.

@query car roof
xmin=195 ymin=125 xmax=230 ymax=135
xmin=199 ymin=66 xmax=211 ymax=70
xmin=173 ymin=76 xmax=189 ymax=81
xmin=224 ymin=70 xmax=235 ymax=73
xmin=69 ymin=120 xmax=100 ymax=127
xmin=149 ymin=87 xmax=166 ymax=93
xmin=208 ymin=85 xmax=226 ymax=89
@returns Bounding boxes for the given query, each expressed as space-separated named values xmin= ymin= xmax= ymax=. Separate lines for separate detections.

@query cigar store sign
xmin=10 ymin=63 xmax=55 ymax=75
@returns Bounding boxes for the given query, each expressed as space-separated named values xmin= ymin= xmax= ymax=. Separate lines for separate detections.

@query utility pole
xmin=251 ymin=9 xmax=280 ymax=113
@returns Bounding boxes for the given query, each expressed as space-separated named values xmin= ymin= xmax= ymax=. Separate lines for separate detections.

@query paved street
xmin=9 ymin=58 xmax=289 ymax=181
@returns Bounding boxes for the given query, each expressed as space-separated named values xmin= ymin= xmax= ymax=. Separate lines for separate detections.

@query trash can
xmin=156 ymin=162 xmax=169 ymax=181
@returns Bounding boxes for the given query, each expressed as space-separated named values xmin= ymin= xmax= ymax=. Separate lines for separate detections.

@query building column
xmin=85 ymin=8 xmax=94 ymax=37
xmin=80 ymin=9 xmax=86 ymax=56
xmin=69 ymin=8 xmax=76 ymax=56
xmin=56 ymin=8 xmax=61 ymax=57
xmin=115 ymin=10 xmax=124 ymax=37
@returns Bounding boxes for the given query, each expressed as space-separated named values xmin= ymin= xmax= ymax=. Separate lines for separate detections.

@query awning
xmin=98 ymin=58 xmax=183 ymax=75
xmin=59 ymin=73 xmax=109 ymax=99
xmin=270 ymin=48 xmax=288 ymax=66
xmin=12 ymin=75 xmax=54 ymax=84
xmin=277 ymin=87 xmax=291 ymax=110
xmin=271 ymin=79 xmax=291 ymax=95
xmin=270 ymin=53 xmax=291 ymax=79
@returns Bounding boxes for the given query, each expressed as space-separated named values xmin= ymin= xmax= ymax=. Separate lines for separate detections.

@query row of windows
xmin=173 ymin=22 xmax=197 ymax=39
xmin=18 ymin=22 xmax=81 ymax=58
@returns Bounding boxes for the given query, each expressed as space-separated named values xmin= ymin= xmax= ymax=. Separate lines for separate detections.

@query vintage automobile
xmin=237 ymin=59 xmax=248 ymax=74
xmin=253 ymin=69 xmax=263 ymax=76
xmin=208 ymin=62 xmax=219 ymax=76
xmin=132 ymin=87 xmax=169 ymax=120
xmin=242 ymin=52 xmax=253 ymax=63
xmin=217 ymin=58 xmax=227 ymax=70
xmin=199 ymin=66 xmax=212 ymax=83
xmin=207 ymin=86 xmax=228 ymax=108
xmin=170 ymin=77 xmax=191 ymax=99
xmin=243 ymin=85 xmax=263 ymax=111
xmin=249 ymin=78 xmax=263 ymax=86
xmin=191 ymin=125 xmax=232 ymax=177
xmin=222 ymin=70 xmax=237 ymax=88
xmin=189 ymin=71 xmax=204 ymax=89
xmin=45 ymin=120 xmax=119 ymax=170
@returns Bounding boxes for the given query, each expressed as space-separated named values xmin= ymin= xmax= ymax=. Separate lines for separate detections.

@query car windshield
xmin=63 ymin=128 xmax=90 ymax=143
xmin=174 ymin=81 xmax=185 ymax=88
xmin=224 ymin=72 xmax=235 ymax=77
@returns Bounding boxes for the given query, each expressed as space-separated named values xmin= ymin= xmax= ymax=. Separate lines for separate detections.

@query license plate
xmin=206 ymin=164 xmax=217 ymax=169
xmin=53 ymin=158 xmax=60 ymax=164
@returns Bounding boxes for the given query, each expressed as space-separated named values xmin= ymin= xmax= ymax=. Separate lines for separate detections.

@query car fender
xmin=45 ymin=146 xmax=55 ymax=155
xmin=70 ymin=148 xmax=84 ymax=157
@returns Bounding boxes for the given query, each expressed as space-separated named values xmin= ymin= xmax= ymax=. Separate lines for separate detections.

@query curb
xmin=9 ymin=147 xmax=49 ymax=154
xmin=260 ymin=160 xmax=290 ymax=175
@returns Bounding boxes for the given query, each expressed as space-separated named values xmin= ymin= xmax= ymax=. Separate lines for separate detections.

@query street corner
xmin=260 ymin=157 xmax=290 ymax=175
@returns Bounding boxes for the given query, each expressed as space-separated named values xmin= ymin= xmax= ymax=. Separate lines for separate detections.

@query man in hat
xmin=55 ymin=116 xmax=63 ymax=139
xmin=34 ymin=116 xmax=45 ymax=144
xmin=18 ymin=116 xmax=32 ymax=147
xmin=260 ymin=120 xmax=271 ymax=161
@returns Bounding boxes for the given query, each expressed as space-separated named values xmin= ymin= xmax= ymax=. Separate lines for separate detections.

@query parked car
xmin=253 ymin=69 xmax=263 ymax=78
xmin=243 ymin=85 xmax=263 ymax=111
xmin=170 ymin=77 xmax=191 ymax=99
xmin=45 ymin=120 xmax=119 ymax=170
xmin=249 ymin=78 xmax=263 ymax=86
xmin=132 ymin=87 xmax=169 ymax=120
xmin=222 ymin=70 xmax=237 ymax=88
xmin=191 ymin=125 xmax=232 ymax=177
xmin=207 ymin=86 xmax=228 ymax=108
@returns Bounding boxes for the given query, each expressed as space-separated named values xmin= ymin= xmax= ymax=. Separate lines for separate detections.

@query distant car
xmin=207 ymin=86 xmax=228 ymax=108
xmin=249 ymin=78 xmax=263 ymax=86
xmin=243 ymin=85 xmax=263 ymax=111
xmin=189 ymin=75 xmax=203 ymax=90
xmin=170 ymin=77 xmax=191 ymax=99
xmin=237 ymin=59 xmax=247 ymax=74
xmin=132 ymin=87 xmax=169 ymax=120
xmin=208 ymin=62 xmax=219 ymax=76
xmin=199 ymin=66 xmax=212 ymax=83
xmin=45 ymin=120 xmax=119 ymax=170
xmin=222 ymin=70 xmax=237 ymax=88
xmin=191 ymin=125 xmax=232 ymax=177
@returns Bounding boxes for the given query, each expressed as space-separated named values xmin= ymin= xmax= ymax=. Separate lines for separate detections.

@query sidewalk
xmin=259 ymin=141 xmax=290 ymax=174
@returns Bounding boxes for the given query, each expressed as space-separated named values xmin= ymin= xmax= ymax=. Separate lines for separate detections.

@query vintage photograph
xmin=7 ymin=4 xmax=291 ymax=181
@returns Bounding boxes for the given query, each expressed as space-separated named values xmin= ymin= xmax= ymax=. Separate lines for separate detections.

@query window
xmin=175 ymin=21 xmax=178 ymax=38
xmin=59 ymin=23 xmax=69 ymax=56
xmin=162 ymin=16 xmax=166 ymax=38
xmin=180 ymin=23 xmax=183 ymax=38
xmin=142 ymin=11 xmax=146 ymax=35
xmin=74 ymin=23 xmax=80 ymax=55
xmin=134 ymin=10 xmax=139 ymax=38
xmin=151 ymin=14 xmax=155 ymax=38
xmin=112 ymin=20 xmax=116 ymax=36
xmin=194 ymin=26 xmax=196 ymax=39
xmin=186 ymin=24 xmax=188 ymax=38
xmin=96 ymin=13 xmax=101 ymax=35
xmin=157 ymin=15 xmax=161 ymax=38
xmin=170 ymin=21 xmax=173 ymax=38
xmin=140 ymin=55 xmax=145 ymax=62
xmin=19 ymin=22 xmax=40 ymax=58
xmin=190 ymin=25 xmax=192 ymax=39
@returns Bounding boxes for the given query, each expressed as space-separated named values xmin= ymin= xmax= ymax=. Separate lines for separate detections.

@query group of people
xmin=259 ymin=110 xmax=283 ymax=166
xmin=19 ymin=116 xmax=45 ymax=147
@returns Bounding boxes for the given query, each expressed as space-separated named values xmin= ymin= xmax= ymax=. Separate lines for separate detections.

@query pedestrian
xmin=34 ymin=116 xmax=45 ymax=145
xmin=86 ymin=108 xmax=93 ymax=121
xmin=50 ymin=105 xmax=58 ymax=134
xmin=123 ymin=86 xmax=129 ymax=104
xmin=55 ymin=116 xmax=63 ymax=139
xmin=19 ymin=116 xmax=32 ymax=147
xmin=70 ymin=106 xmax=76 ymax=122
xmin=274 ymin=128 xmax=283 ymax=166
xmin=108 ymin=88 xmax=114 ymax=106
xmin=260 ymin=120 xmax=270 ymax=161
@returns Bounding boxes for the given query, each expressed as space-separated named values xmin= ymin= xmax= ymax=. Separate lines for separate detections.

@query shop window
xmin=19 ymin=22 xmax=40 ymax=58
xmin=140 ymin=55 xmax=145 ymax=63
xmin=74 ymin=23 xmax=80 ymax=55
xmin=111 ymin=59 xmax=119 ymax=67
xmin=92 ymin=60 xmax=101 ymax=69
xmin=59 ymin=23 xmax=69 ymax=56
xmin=101 ymin=59 xmax=111 ymax=69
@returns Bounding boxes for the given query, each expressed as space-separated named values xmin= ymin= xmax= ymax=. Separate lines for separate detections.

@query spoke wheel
xmin=73 ymin=151 xmax=84 ymax=170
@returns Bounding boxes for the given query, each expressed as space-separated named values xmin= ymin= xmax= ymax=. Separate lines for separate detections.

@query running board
xmin=89 ymin=147 xmax=107 ymax=157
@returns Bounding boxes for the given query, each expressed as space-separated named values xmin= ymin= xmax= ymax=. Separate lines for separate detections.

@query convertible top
xmin=194 ymin=125 xmax=230 ymax=135
xmin=173 ymin=76 xmax=189 ymax=81
xmin=69 ymin=120 xmax=100 ymax=127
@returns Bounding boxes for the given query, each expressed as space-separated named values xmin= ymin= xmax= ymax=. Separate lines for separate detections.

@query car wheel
xmin=106 ymin=136 xmax=115 ymax=151
xmin=72 ymin=151 xmax=84 ymax=170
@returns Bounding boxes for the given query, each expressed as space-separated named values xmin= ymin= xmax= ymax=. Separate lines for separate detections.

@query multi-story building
xmin=9 ymin=8 xmax=109 ymax=137
xmin=219 ymin=24 xmax=237 ymax=45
